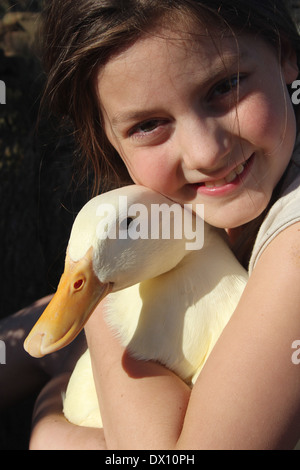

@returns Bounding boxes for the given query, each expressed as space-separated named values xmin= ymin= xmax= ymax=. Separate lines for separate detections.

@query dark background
xmin=0 ymin=0 xmax=299 ymax=451
xmin=0 ymin=0 xmax=92 ymax=450
xmin=0 ymin=0 xmax=91 ymax=321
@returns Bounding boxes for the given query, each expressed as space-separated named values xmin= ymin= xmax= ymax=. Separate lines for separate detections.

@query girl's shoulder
xmin=249 ymin=135 xmax=300 ymax=273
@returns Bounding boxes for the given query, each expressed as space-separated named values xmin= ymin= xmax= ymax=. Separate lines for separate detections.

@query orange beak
xmin=24 ymin=248 xmax=112 ymax=358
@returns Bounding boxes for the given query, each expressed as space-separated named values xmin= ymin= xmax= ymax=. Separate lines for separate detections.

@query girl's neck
xmin=228 ymin=158 xmax=293 ymax=268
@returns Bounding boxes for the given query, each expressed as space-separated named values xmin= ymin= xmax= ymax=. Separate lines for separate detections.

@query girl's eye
xmin=127 ymin=118 xmax=171 ymax=145
xmin=129 ymin=119 xmax=165 ymax=137
xmin=212 ymin=75 xmax=240 ymax=98
xmin=138 ymin=120 xmax=160 ymax=133
xmin=126 ymin=217 xmax=134 ymax=229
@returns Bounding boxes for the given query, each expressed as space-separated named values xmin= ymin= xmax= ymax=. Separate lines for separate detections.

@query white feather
xmin=63 ymin=185 xmax=248 ymax=428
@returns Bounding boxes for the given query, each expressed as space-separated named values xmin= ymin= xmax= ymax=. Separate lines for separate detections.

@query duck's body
xmin=64 ymin=234 xmax=246 ymax=428
xmin=24 ymin=185 xmax=248 ymax=428
xmin=106 ymin=229 xmax=246 ymax=384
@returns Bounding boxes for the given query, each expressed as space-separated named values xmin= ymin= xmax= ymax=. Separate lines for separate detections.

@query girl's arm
xmin=85 ymin=221 xmax=300 ymax=450
xmin=86 ymin=309 xmax=191 ymax=450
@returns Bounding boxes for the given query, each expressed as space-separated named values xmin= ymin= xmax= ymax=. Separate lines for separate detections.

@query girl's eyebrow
xmin=111 ymin=110 xmax=164 ymax=128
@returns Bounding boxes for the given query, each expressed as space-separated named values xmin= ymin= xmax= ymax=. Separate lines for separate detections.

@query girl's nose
xmin=177 ymin=116 xmax=233 ymax=172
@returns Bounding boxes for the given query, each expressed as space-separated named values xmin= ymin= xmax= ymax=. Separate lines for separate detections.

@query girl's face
xmin=97 ymin=26 xmax=298 ymax=228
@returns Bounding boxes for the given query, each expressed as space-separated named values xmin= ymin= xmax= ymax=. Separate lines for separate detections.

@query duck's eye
xmin=73 ymin=279 xmax=84 ymax=290
xmin=118 ymin=217 xmax=135 ymax=234
xmin=126 ymin=217 xmax=134 ymax=230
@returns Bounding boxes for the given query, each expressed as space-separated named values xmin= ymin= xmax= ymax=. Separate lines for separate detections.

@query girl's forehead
xmin=97 ymin=29 xmax=248 ymax=88
xmin=123 ymin=28 xmax=239 ymax=59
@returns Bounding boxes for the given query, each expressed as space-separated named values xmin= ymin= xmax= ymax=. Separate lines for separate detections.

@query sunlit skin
xmin=97 ymin=28 xmax=298 ymax=229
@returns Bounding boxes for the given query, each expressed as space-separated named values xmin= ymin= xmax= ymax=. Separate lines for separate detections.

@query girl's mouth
xmin=192 ymin=153 xmax=255 ymax=195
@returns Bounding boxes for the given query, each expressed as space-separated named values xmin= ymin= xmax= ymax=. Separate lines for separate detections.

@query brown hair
xmin=41 ymin=0 xmax=300 ymax=196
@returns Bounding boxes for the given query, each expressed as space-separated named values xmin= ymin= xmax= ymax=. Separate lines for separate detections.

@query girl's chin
xmin=189 ymin=190 xmax=271 ymax=229
xmin=203 ymin=203 xmax=268 ymax=229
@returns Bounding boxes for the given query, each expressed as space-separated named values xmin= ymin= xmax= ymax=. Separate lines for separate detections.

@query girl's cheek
xmin=125 ymin=150 xmax=176 ymax=193
xmin=134 ymin=165 xmax=172 ymax=192
xmin=238 ymin=92 xmax=289 ymax=145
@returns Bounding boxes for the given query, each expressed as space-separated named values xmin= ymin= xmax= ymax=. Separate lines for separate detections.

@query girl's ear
xmin=281 ymin=41 xmax=299 ymax=84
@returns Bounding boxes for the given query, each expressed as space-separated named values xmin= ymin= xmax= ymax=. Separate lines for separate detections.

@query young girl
xmin=26 ymin=0 xmax=300 ymax=449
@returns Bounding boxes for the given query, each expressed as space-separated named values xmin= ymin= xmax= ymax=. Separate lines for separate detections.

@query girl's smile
xmin=97 ymin=26 xmax=298 ymax=228
xmin=191 ymin=152 xmax=255 ymax=194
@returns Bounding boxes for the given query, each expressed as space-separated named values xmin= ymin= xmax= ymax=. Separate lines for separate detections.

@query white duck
xmin=24 ymin=185 xmax=248 ymax=428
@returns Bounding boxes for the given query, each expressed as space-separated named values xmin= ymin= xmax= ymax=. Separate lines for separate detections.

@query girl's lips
xmin=192 ymin=153 xmax=255 ymax=196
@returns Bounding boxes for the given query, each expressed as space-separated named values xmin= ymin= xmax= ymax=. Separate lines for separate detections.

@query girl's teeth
xmin=205 ymin=182 xmax=215 ymax=188
xmin=204 ymin=163 xmax=245 ymax=188
xmin=235 ymin=164 xmax=245 ymax=175
xmin=225 ymin=170 xmax=237 ymax=184
xmin=214 ymin=179 xmax=226 ymax=187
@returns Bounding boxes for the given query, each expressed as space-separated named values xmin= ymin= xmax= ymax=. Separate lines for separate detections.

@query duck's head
xmin=24 ymin=185 xmax=204 ymax=358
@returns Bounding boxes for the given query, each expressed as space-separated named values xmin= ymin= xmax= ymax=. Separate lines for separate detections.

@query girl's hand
xmin=29 ymin=372 xmax=106 ymax=450
xmin=0 ymin=295 xmax=86 ymax=410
